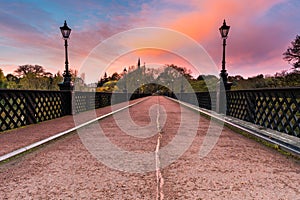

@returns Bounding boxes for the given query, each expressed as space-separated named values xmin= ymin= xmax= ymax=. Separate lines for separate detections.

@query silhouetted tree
xmin=0 ymin=68 xmax=6 ymax=88
xmin=14 ymin=65 xmax=47 ymax=77
xmin=6 ymin=74 xmax=18 ymax=82
xmin=5 ymin=74 xmax=19 ymax=89
xmin=192 ymin=74 xmax=218 ymax=92
xmin=283 ymin=35 xmax=300 ymax=68
xmin=109 ymin=72 xmax=121 ymax=81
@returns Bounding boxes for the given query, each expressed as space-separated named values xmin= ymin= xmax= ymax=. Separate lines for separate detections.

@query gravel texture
xmin=0 ymin=96 xmax=300 ymax=199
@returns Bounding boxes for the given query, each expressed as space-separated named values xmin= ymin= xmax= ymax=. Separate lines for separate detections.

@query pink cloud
xmin=0 ymin=0 xmax=296 ymax=80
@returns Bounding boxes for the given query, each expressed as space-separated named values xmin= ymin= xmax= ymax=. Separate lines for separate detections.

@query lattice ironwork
xmin=1 ymin=89 xmax=149 ymax=132
xmin=74 ymin=92 xmax=115 ymax=113
xmin=97 ymin=92 xmax=112 ymax=108
xmin=0 ymin=92 xmax=27 ymax=131
xmin=227 ymin=88 xmax=300 ymax=137
xmin=226 ymin=91 xmax=256 ymax=122
xmin=74 ymin=92 xmax=96 ymax=113
xmin=0 ymin=90 xmax=71 ymax=132
xmin=196 ymin=92 xmax=216 ymax=110
xmin=74 ymin=92 xmax=151 ymax=113
xmin=2 ymin=87 xmax=299 ymax=137
xmin=173 ymin=92 xmax=216 ymax=110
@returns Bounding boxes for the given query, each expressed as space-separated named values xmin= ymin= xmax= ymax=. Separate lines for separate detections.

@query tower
xmin=137 ymin=58 xmax=141 ymax=69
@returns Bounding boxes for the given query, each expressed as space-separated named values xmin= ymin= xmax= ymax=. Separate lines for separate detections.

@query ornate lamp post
xmin=137 ymin=79 xmax=140 ymax=94
xmin=171 ymin=79 xmax=174 ymax=98
xmin=219 ymin=19 xmax=232 ymax=90
xmin=58 ymin=20 xmax=74 ymax=90
xmin=123 ymin=67 xmax=127 ymax=93
xmin=180 ymin=69 xmax=184 ymax=93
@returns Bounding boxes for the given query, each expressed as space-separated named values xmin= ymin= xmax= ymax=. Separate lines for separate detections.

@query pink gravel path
xmin=0 ymin=96 xmax=299 ymax=199
xmin=0 ymin=98 xmax=143 ymax=156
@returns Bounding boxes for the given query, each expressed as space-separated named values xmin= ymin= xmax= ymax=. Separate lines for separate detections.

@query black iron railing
xmin=0 ymin=90 xmax=71 ymax=131
xmin=170 ymin=91 xmax=217 ymax=110
xmin=0 ymin=90 xmax=149 ymax=132
xmin=74 ymin=92 xmax=112 ymax=113
xmin=2 ymin=88 xmax=299 ymax=137
xmin=172 ymin=88 xmax=300 ymax=137
xmin=226 ymin=88 xmax=300 ymax=137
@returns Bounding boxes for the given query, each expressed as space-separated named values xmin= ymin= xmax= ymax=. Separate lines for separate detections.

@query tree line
xmin=1 ymin=34 xmax=300 ymax=91
xmin=95 ymin=64 xmax=300 ymax=94
xmin=95 ymin=33 xmax=300 ymax=92
xmin=0 ymin=65 xmax=86 ymax=90
xmin=1 ymin=64 xmax=299 ymax=92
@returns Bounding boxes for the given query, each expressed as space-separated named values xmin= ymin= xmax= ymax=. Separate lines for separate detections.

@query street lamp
xmin=171 ymin=79 xmax=174 ymax=98
xmin=219 ymin=19 xmax=232 ymax=90
xmin=123 ymin=67 xmax=127 ymax=93
xmin=137 ymin=79 xmax=140 ymax=94
xmin=58 ymin=20 xmax=73 ymax=90
xmin=180 ymin=69 xmax=184 ymax=93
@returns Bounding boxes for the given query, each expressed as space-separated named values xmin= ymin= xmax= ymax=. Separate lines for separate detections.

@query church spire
xmin=137 ymin=58 xmax=141 ymax=69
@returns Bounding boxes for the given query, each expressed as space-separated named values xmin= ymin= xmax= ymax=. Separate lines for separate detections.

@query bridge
xmin=0 ymin=90 xmax=300 ymax=199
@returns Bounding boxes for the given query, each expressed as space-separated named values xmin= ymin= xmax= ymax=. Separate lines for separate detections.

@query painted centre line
xmin=155 ymin=97 xmax=164 ymax=200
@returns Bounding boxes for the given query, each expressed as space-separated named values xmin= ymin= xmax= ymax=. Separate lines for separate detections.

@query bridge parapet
xmin=169 ymin=88 xmax=300 ymax=137
xmin=0 ymin=90 xmax=149 ymax=132
xmin=226 ymin=88 xmax=300 ymax=137
xmin=0 ymin=89 xmax=72 ymax=131
xmin=2 ymin=88 xmax=299 ymax=137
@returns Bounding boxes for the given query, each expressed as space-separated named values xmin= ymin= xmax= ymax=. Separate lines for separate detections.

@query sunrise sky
xmin=0 ymin=0 xmax=299 ymax=81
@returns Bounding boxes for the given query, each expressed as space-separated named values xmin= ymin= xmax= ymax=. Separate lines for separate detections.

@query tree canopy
xmin=283 ymin=35 xmax=300 ymax=69
xmin=1 ymin=59 xmax=300 ymax=91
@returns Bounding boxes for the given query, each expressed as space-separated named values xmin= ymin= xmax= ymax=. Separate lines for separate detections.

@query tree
xmin=96 ymin=80 xmax=118 ymax=92
xmin=110 ymin=72 xmax=121 ymax=81
xmin=0 ymin=68 xmax=6 ymax=88
xmin=5 ymin=74 xmax=19 ymax=89
xmin=14 ymin=65 xmax=47 ymax=77
xmin=283 ymin=35 xmax=300 ymax=68
xmin=14 ymin=65 xmax=31 ymax=77
xmin=12 ymin=65 xmax=59 ymax=90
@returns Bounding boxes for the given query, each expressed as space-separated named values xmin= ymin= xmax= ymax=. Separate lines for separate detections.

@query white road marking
xmin=155 ymin=97 xmax=164 ymax=200
xmin=0 ymin=98 xmax=148 ymax=163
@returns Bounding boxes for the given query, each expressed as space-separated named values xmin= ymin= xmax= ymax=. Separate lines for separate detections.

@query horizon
xmin=0 ymin=0 xmax=299 ymax=79
xmin=2 ymin=61 xmax=298 ymax=82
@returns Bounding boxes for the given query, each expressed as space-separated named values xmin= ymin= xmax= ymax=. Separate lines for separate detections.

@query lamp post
xmin=58 ymin=20 xmax=73 ymax=90
xmin=123 ymin=67 xmax=127 ymax=93
xmin=137 ymin=79 xmax=140 ymax=95
xmin=219 ymin=19 xmax=232 ymax=90
xmin=216 ymin=19 xmax=232 ymax=114
xmin=180 ymin=69 xmax=184 ymax=100
xmin=171 ymin=79 xmax=174 ymax=98
xmin=180 ymin=69 xmax=184 ymax=93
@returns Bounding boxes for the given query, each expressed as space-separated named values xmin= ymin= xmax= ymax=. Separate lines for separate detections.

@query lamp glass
xmin=219 ymin=20 xmax=230 ymax=38
xmin=60 ymin=21 xmax=71 ymax=39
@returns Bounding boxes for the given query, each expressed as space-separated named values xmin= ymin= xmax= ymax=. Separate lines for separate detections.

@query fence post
xmin=63 ymin=91 xmax=74 ymax=115
xmin=216 ymin=81 xmax=227 ymax=114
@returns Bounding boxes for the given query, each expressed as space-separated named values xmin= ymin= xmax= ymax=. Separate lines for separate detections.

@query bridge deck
xmin=0 ymin=96 xmax=299 ymax=199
